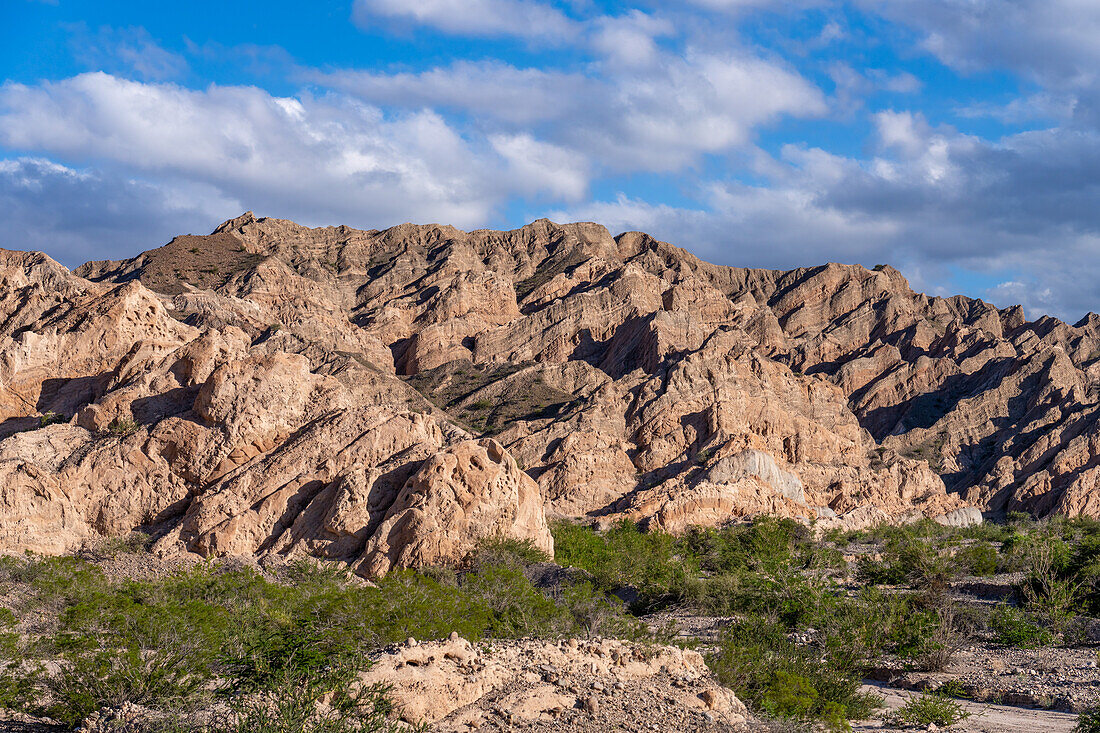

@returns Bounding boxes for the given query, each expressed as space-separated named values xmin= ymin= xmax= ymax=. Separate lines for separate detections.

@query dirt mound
xmin=359 ymin=635 xmax=749 ymax=731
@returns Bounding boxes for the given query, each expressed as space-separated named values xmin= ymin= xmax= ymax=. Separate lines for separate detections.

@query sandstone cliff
xmin=9 ymin=212 xmax=1093 ymax=568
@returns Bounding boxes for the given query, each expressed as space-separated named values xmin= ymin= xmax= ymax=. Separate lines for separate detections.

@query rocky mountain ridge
xmin=3 ymin=212 xmax=1098 ymax=570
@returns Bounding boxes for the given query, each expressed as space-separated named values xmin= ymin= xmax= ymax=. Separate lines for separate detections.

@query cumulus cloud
xmin=862 ymin=0 xmax=1100 ymax=85
xmin=0 ymin=73 xmax=587 ymax=231
xmin=590 ymin=10 xmax=675 ymax=68
xmin=862 ymin=0 xmax=1100 ymax=126
xmin=305 ymin=62 xmax=596 ymax=127
xmin=351 ymin=0 xmax=580 ymax=43
xmin=315 ymin=50 xmax=826 ymax=173
xmin=554 ymin=106 xmax=1100 ymax=322
xmin=489 ymin=133 xmax=589 ymax=200
xmin=338 ymin=3 xmax=826 ymax=172
xmin=958 ymin=92 xmax=1078 ymax=124
xmin=685 ymin=0 xmax=826 ymax=12
xmin=0 ymin=157 xmax=234 ymax=265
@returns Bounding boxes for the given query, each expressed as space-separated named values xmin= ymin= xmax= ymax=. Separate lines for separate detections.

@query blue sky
xmin=3 ymin=0 xmax=1100 ymax=321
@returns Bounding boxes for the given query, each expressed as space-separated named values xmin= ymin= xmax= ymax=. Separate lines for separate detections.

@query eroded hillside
xmin=4 ymin=212 xmax=1099 ymax=568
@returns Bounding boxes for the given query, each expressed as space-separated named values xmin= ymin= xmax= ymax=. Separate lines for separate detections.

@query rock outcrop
xmin=358 ymin=635 xmax=748 ymax=731
xmin=10 ymin=211 xmax=1100 ymax=568
xmin=361 ymin=438 xmax=552 ymax=576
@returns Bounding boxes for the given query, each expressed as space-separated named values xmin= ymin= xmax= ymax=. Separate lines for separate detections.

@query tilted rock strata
xmin=361 ymin=438 xmax=552 ymax=576
xmin=13 ymin=207 xmax=1100 ymax=568
xmin=0 ymin=249 xmax=551 ymax=569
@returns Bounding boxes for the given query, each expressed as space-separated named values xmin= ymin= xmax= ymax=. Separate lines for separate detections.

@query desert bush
xmin=464 ymin=536 xmax=551 ymax=569
xmin=709 ymin=616 xmax=882 ymax=728
xmin=989 ymin=605 xmax=1055 ymax=648
xmin=1015 ymin=534 xmax=1082 ymax=630
xmin=956 ymin=520 xmax=1016 ymax=543
xmin=551 ymin=520 xmax=690 ymax=607
xmin=107 ymin=416 xmax=140 ymax=436
xmin=935 ymin=678 xmax=970 ymax=699
xmin=552 ymin=517 xmax=822 ymax=613
xmin=855 ymin=534 xmax=958 ymax=592
xmin=38 ymin=411 xmax=66 ymax=428
xmin=885 ymin=691 xmax=970 ymax=727
xmin=954 ymin=541 xmax=999 ymax=576
xmin=854 ymin=555 xmax=906 ymax=586
xmin=461 ymin=563 xmax=574 ymax=637
xmin=837 ymin=516 xmax=1019 ymax=547
xmin=218 ymin=678 xmax=408 ymax=733
xmin=1006 ymin=510 xmax=1034 ymax=525
xmin=1076 ymin=705 xmax=1100 ymax=733
xmin=31 ymin=641 xmax=208 ymax=726
xmin=1000 ymin=527 xmax=1071 ymax=572
xmin=909 ymin=605 xmax=967 ymax=672
xmin=557 ymin=581 xmax=648 ymax=639
xmin=218 ymin=624 xmax=411 ymax=733
xmin=4 ymin=551 xmax=644 ymax=725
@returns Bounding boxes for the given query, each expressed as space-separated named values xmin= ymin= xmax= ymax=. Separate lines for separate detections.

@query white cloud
xmin=0 ymin=73 xmax=586 ymax=231
xmin=685 ymin=0 xmax=825 ymax=12
xmin=316 ymin=49 xmax=826 ymax=173
xmin=306 ymin=62 xmax=596 ymax=127
xmin=591 ymin=10 xmax=675 ymax=68
xmin=333 ymin=2 xmax=828 ymax=176
xmin=827 ymin=64 xmax=923 ymax=115
xmin=489 ymin=133 xmax=589 ymax=200
xmin=351 ymin=0 xmax=579 ymax=43
xmin=0 ymin=157 xmax=234 ymax=265
xmin=862 ymin=0 xmax=1100 ymax=84
xmin=66 ymin=24 xmax=188 ymax=81
xmin=958 ymin=92 xmax=1077 ymax=124
xmin=552 ymin=104 xmax=1100 ymax=322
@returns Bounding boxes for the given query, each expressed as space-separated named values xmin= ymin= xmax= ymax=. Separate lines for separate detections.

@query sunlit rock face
xmin=13 ymin=212 xmax=1100 ymax=568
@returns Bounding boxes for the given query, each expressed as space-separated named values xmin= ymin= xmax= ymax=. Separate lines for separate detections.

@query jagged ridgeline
xmin=3 ymin=212 xmax=1100 ymax=571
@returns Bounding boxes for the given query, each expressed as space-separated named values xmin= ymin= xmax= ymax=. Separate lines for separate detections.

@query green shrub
xmin=855 ymin=534 xmax=958 ymax=592
xmin=466 ymin=536 xmax=550 ymax=569
xmin=1076 ymin=706 xmax=1100 ymax=733
xmin=911 ymin=609 xmax=966 ymax=672
xmin=217 ymin=677 xmax=409 ymax=733
xmin=107 ymin=416 xmax=140 ymax=436
xmin=33 ymin=642 xmax=208 ymax=726
xmin=557 ymin=581 xmax=648 ymax=640
xmin=885 ymin=691 xmax=970 ymax=727
xmin=216 ymin=622 xmax=412 ymax=733
xmin=709 ymin=616 xmax=882 ymax=728
xmin=955 ymin=542 xmax=998 ymax=576
xmin=761 ymin=670 xmax=818 ymax=719
xmin=989 ymin=606 xmax=1054 ymax=648
xmin=956 ymin=520 xmax=1016 ymax=543
xmin=935 ymin=678 xmax=970 ymax=699
xmin=1006 ymin=511 xmax=1034 ymax=526
xmin=854 ymin=555 xmax=906 ymax=586
xmin=3 ymin=553 xmax=642 ymax=725
xmin=38 ymin=411 xmax=66 ymax=428
xmin=551 ymin=520 xmax=690 ymax=608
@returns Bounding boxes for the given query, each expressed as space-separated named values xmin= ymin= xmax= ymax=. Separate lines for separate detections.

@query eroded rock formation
xmin=8 ymin=212 xmax=1098 ymax=569
xmin=358 ymin=635 xmax=748 ymax=730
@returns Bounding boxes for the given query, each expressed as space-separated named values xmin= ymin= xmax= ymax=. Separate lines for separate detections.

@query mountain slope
xmin=5 ymin=212 xmax=1097 ymax=568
